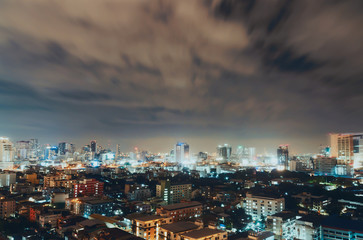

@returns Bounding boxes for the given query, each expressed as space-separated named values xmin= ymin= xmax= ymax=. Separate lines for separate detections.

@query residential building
xmin=156 ymin=180 xmax=192 ymax=204
xmin=38 ymin=213 xmax=62 ymax=228
xmin=43 ymin=174 xmax=72 ymax=188
xmin=132 ymin=215 xmax=172 ymax=240
xmin=180 ymin=227 xmax=227 ymax=240
xmin=0 ymin=172 xmax=16 ymax=187
xmin=266 ymin=211 xmax=299 ymax=240
xmin=83 ymin=198 xmax=114 ymax=218
xmin=321 ymin=217 xmax=363 ymax=240
xmin=244 ymin=193 xmax=285 ymax=220
xmin=159 ymin=221 xmax=201 ymax=240
xmin=156 ymin=201 xmax=203 ymax=222
xmin=295 ymin=215 xmax=323 ymax=240
xmin=71 ymin=178 xmax=104 ymax=198
xmin=0 ymin=197 xmax=15 ymax=218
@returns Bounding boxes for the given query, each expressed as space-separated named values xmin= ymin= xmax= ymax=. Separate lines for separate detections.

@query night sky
xmin=0 ymin=0 xmax=362 ymax=153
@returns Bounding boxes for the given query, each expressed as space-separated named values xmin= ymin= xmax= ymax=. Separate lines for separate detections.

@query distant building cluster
xmin=0 ymin=133 xmax=362 ymax=239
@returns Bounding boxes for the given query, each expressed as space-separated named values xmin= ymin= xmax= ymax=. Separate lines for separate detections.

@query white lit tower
xmin=0 ymin=137 xmax=14 ymax=169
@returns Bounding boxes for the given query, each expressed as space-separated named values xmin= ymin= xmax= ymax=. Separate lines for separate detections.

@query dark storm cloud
xmin=0 ymin=0 xmax=362 ymax=152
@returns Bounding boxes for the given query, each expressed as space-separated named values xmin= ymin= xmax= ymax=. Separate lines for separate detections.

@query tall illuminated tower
xmin=0 ymin=137 xmax=14 ymax=169
xmin=174 ymin=142 xmax=189 ymax=164
xmin=91 ymin=140 xmax=97 ymax=153
xmin=277 ymin=145 xmax=289 ymax=169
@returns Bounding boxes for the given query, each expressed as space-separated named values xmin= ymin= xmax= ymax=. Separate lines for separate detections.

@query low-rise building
xmin=0 ymin=197 xmax=15 ymax=218
xmin=157 ymin=201 xmax=203 ymax=222
xmin=321 ymin=217 xmax=363 ymax=240
xmin=295 ymin=215 xmax=323 ymax=240
xmin=38 ymin=213 xmax=62 ymax=228
xmin=159 ymin=221 xmax=201 ymax=240
xmin=132 ymin=215 xmax=173 ymax=240
xmin=180 ymin=227 xmax=227 ymax=240
xmin=266 ymin=211 xmax=299 ymax=240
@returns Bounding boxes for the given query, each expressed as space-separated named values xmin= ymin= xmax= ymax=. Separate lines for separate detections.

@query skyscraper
xmin=0 ymin=137 xmax=14 ymax=169
xmin=277 ymin=145 xmax=289 ymax=169
xmin=217 ymin=144 xmax=232 ymax=162
xmin=174 ymin=142 xmax=189 ymax=164
xmin=116 ymin=144 xmax=121 ymax=158
xmin=15 ymin=140 xmax=30 ymax=160
xmin=29 ymin=138 xmax=39 ymax=158
xmin=58 ymin=142 xmax=68 ymax=155
xmin=91 ymin=140 xmax=97 ymax=153
xmin=330 ymin=133 xmax=363 ymax=168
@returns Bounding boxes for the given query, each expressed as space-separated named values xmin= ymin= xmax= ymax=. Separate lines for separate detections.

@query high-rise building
xmin=330 ymin=133 xmax=363 ymax=168
xmin=91 ymin=140 xmax=97 ymax=153
xmin=217 ymin=144 xmax=232 ymax=162
xmin=15 ymin=140 xmax=30 ymax=160
xmin=277 ymin=145 xmax=289 ymax=169
xmin=29 ymin=139 xmax=39 ymax=158
xmin=174 ymin=142 xmax=189 ymax=164
xmin=313 ymin=157 xmax=337 ymax=176
xmin=0 ymin=137 xmax=14 ymax=169
xmin=236 ymin=145 xmax=256 ymax=165
xmin=116 ymin=144 xmax=121 ymax=158
xmin=58 ymin=142 xmax=67 ymax=155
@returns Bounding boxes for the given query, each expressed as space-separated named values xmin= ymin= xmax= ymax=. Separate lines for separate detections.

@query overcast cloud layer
xmin=0 ymin=0 xmax=362 ymax=153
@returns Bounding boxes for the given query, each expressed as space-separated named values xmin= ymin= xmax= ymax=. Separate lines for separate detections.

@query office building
xmin=58 ymin=142 xmax=73 ymax=155
xmin=217 ymin=144 xmax=232 ymax=162
xmin=91 ymin=140 xmax=97 ymax=153
xmin=277 ymin=145 xmax=289 ymax=169
xmin=313 ymin=157 xmax=337 ymax=175
xmin=330 ymin=133 xmax=363 ymax=168
xmin=0 ymin=137 xmax=14 ymax=169
xmin=156 ymin=201 xmax=203 ymax=222
xmin=236 ymin=145 xmax=256 ymax=165
xmin=244 ymin=193 xmax=285 ymax=220
xmin=174 ymin=142 xmax=189 ymax=164
xmin=156 ymin=180 xmax=192 ymax=204
xmin=29 ymin=138 xmax=39 ymax=158
xmin=15 ymin=140 xmax=30 ymax=159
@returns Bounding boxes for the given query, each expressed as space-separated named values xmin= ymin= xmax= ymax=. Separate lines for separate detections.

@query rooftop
xmin=322 ymin=217 xmax=363 ymax=233
xmin=162 ymin=201 xmax=202 ymax=211
xmin=181 ymin=228 xmax=225 ymax=239
xmin=160 ymin=222 xmax=199 ymax=233
xmin=269 ymin=211 xmax=297 ymax=220
xmin=133 ymin=215 xmax=164 ymax=222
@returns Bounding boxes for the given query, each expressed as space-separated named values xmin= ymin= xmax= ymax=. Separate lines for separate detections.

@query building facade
xmin=244 ymin=193 xmax=285 ymax=220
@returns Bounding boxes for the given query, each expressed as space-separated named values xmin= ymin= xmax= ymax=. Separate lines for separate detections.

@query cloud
xmin=0 ymin=0 xmax=362 ymax=152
